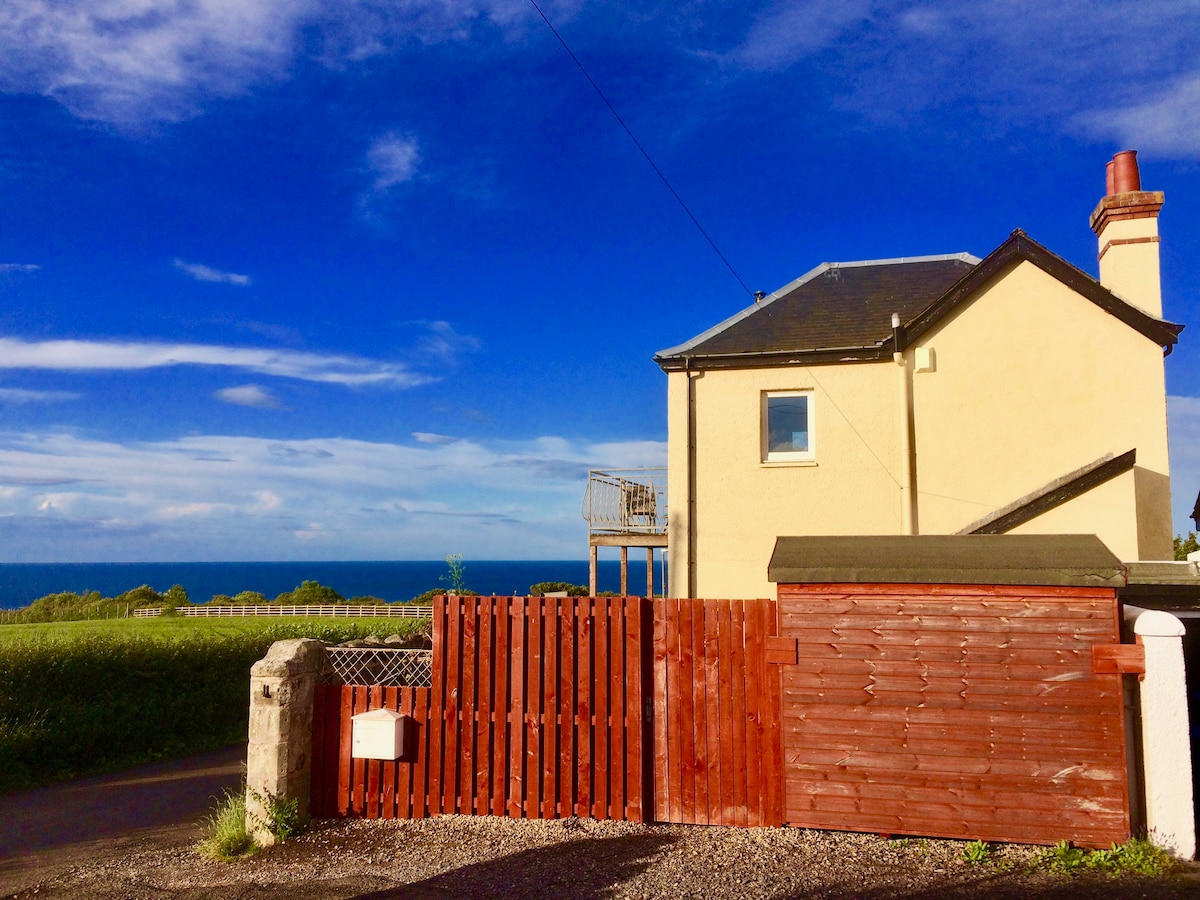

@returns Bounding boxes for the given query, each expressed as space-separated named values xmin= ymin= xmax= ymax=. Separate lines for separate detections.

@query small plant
xmin=246 ymin=787 xmax=304 ymax=843
xmin=440 ymin=553 xmax=468 ymax=594
xmin=197 ymin=790 xmax=256 ymax=860
xmin=1029 ymin=838 xmax=1172 ymax=878
xmin=962 ymin=839 xmax=993 ymax=865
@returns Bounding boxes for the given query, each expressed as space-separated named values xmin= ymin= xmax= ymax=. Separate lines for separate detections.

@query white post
xmin=1124 ymin=605 xmax=1195 ymax=859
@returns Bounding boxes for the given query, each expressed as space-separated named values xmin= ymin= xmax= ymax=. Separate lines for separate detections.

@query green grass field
xmin=0 ymin=614 xmax=429 ymax=793
xmin=0 ymin=615 xmax=419 ymax=646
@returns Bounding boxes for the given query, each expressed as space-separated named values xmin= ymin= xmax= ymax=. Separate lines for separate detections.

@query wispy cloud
xmin=0 ymin=336 xmax=430 ymax=387
xmin=367 ymin=132 xmax=421 ymax=191
xmin=0 ymin=263 xmax=39 ymax=274
xmin=413 ymin=432 xmax=457 ymax=445
xmin=732 ymin=0 xmax=872 ymax=70
xmin=0 ymin=387 xmax=79 ymax=405
xmin=174 ymin=258 xmax=251 ymax=286
xmin=0 ymin=429 xmax=666 ymax=561
xmin=215 ymin=384 xmax=281 ymax=409
xmin=1075 ymin=73 xmax=1200 ymax=158
xmin=416 ymin=321 xmax=481 ymax=361
xmin=0 ymin=1 xmax=576 ymax=127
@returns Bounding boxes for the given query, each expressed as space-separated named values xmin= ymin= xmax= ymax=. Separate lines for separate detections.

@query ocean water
xmin=0 ymin=559 xmax=667 ymax=610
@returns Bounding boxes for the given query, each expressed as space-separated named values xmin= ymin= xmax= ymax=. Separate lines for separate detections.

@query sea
xmin=0 ymin=559 xmax=667 ymax=610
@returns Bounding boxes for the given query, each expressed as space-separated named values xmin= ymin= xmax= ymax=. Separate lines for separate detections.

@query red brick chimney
xmin=1089 ymin=150 xmax=1164 ymax=317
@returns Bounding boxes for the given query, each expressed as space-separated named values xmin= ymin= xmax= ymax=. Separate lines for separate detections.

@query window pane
xmin=767 ymin=395 xmax=808 ymax=453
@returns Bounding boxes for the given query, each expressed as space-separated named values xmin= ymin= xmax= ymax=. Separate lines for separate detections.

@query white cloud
xmin=1075 ymin=73 xmax=1200 ymax=158
xmin=0 ymin=336 xmax=430 ymax=387
xmin=0 ymin=263 xmax=39 ymax=273
xmin=215 ymin=384 xmax=281 ymax=408
xmin=733 ymin=0 xmax=873 ymax=70
xmin=413 ymin=432 xmax=456 ymax=444
xmin=0 ymin=0 xmax=577 ymax=126
xmin=174 ymin=258 xmax=251 ymax=285
xmin=415 ymin=320 xmax=482 ymax=361
xmin=367 ymin=132 xmax=420 ymax=191
xmin=0 ymin=387 xmax=79 ymax=404
xmin=0 ymin=429 xmax=667 ymax=561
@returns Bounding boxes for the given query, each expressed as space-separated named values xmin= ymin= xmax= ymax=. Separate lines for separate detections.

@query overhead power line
xmin=527 ymin=0 xmax=755 ymax=300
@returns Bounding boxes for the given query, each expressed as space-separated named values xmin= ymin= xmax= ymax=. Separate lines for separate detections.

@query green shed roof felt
xmin=768 ymin=534 xmax=1126 ymax=588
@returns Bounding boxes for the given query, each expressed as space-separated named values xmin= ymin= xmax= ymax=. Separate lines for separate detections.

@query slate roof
xmin=655 ymin=231 xmax=1183 ymax=371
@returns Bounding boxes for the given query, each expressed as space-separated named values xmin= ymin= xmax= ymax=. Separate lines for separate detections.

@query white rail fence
xmin=134 ymin=604 xmax=433 ymax=618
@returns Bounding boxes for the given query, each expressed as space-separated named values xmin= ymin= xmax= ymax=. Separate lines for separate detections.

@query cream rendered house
xmin=656 ymin=152 xmax=1182 ymax=599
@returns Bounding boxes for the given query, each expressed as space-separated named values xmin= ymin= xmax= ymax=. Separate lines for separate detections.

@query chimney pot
xmin=1105 ymin=160 xmax=1115 ymax=196
xmin=1111 ymin=150 xmax=1141 ymax=194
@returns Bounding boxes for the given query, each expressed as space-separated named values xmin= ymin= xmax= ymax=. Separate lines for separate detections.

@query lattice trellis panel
xmin=321 ymin=648 xmax=432 ymax=688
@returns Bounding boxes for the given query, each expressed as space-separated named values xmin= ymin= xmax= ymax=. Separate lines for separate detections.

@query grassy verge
xmin=0 ymin=616 xmax=427 ymax=793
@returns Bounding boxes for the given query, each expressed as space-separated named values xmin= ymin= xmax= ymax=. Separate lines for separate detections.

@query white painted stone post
xmin=1124 ymin=605 xmax=1195 ymax=859
xmin=245 ymin=638 xmax=326 ymax=846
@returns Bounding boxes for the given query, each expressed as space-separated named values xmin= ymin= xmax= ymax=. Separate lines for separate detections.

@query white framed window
xmin=762 ymin=390 xmax=814 ymax=463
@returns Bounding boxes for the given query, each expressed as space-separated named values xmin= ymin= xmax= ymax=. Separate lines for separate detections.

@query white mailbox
xmin=351 ymin=707 xmax=408 ymax=760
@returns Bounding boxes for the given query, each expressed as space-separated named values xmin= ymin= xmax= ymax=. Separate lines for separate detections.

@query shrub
xmin=274 ymin=580 xmax=344 ymax=605
xmin=0 ymin=618 xmax=428 ymax=791
xmin=529 ymin=581 xmax=588 ymax=596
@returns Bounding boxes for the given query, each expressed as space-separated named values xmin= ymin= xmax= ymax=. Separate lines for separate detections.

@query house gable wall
xmin=667 ymin=361 xmax=903 ymax=599
xmin=910 ymin=258 xmax=1171 ymax=559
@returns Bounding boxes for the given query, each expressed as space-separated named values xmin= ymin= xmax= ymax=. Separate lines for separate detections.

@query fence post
xmin=1124 ymin=605 xmax=1196 ymax=859
xmin=246 ymin=638 xmax=326 ymax=846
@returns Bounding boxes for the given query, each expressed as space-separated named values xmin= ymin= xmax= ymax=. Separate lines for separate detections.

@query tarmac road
xmin=0 ymin=744 xmax=244 ymax=858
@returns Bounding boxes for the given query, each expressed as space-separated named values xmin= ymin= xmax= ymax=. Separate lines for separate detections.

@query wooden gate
xmin=311 ymin=595 xmax=652 ymax=821
xmin=651 ymin=598 xmax=784 ymax=826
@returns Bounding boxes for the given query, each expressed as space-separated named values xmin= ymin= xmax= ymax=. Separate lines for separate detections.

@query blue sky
xmin=1 ymin=0 xmax=1199 ymax=562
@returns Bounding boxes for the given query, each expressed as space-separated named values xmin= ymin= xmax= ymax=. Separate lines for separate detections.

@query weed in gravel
xmin=1030 ymin=838 xmax=1174 ymax=877
xmin=198 ymin=791 xmax=256 ymax=861
xmin=961 ymin=839 xmax=993 ymax=865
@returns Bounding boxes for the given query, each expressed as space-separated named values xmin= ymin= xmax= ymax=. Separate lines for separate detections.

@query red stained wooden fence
xmin=775 ymin=583 xmax=1131 ymax=848
xmin=651 ymin=598 xmax=784 ymax=826
xmin=311 ymin=594 xmax=652 ymax=821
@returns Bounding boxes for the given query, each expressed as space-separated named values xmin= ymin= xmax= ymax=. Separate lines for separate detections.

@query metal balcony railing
xmin=581 ymin=468 xmax=667 ymax=536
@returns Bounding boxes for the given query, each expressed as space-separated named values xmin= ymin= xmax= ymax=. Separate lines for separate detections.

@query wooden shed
xmin=767 ymin=533 xmax=1137 ymax=848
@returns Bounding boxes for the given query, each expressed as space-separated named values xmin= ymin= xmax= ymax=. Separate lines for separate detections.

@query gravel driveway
xmin=4 ymin=813 xmax=1199 ymax=899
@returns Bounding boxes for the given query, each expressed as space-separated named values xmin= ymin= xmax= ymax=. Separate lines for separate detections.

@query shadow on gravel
xmin=778 ymin=870 xmax=1200 ymax=900
xmin=352 ymin=832 xmax=678 ymax=899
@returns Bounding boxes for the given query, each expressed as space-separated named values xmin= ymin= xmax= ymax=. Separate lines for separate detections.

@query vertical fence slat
xmin=611 ymin=599 xmax=626 ymax=820
xmin=717 ymin=600 xmax=735 ymax=824
xmin=412 ymin=687 xmax=430 ymax=819
xmin=394 ymin=687 xmax=411 ymax=819
xmin=593 ymin=597 xmax=610 ymax=820
xmin=540 ymin=599 xmax=559 ymax=818
xmin=559 ymin=598 xmax=576 ymax=818
xmin=628 ymin=596 xmax=647 ymax=822
xmin=366 ymin=685 xmax=383 ymax=819
xmin=459 ymin=598 xmax=477 ymax=817
xmin=493 ymin=597 xmax=511 ymax=818
xmin=690 ymin=602 xmax=709 ymax=825
xmin=744 ymin=600 xmax=765 ymax=827
xmin=380 ymin=686 xmax=397 ymax=820
xmin=428 ymin=597 xmax=446 ymax=816
xmin=730 ymin=601 xmax=749 ymax=828
xmin=762 ymin=599 xmax=783 ymax=827
xmin=443 ymin=595 xmax=463 ymax=814
xmin=575 ymin=596 xmax=593 ymax=817
xmin=508 ymin=597 xmax=526 ymax=817
xmin=337 ymin=685 xmax=354 ymax=815
xmin=525 ymin=597 xmax=544 ymax=818
xmin=704 ymin=600 xmax=722 ymax=824
xmin=475 ymin=599 xmax=494 ymax=817
xmin=310 ymin=683 xmax=328 ymax=818
xmin=351 ymin=686 xmax=369 ymax=815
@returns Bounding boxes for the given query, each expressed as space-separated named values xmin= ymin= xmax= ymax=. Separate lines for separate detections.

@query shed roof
xmin=768 ymin=534 xmax=1125 ymax=588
